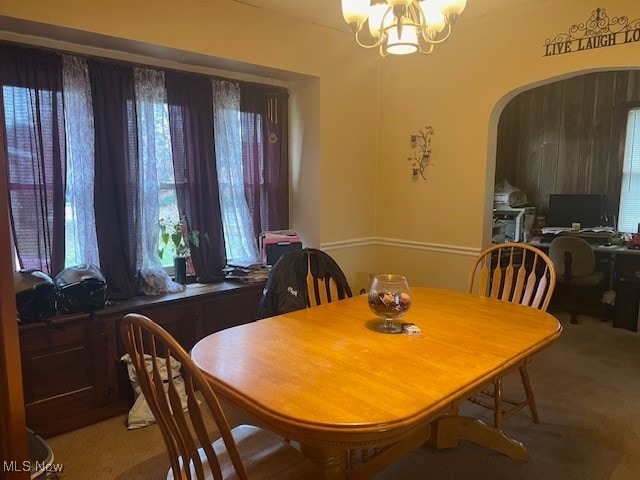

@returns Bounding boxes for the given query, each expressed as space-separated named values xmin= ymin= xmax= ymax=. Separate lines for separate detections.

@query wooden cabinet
xmin=132 ymin=302 xmax=200 ymax=352
xmin=201 ymin=283 xmax=265 ymax=336
xmin=20 ymin=281 xmax=263 ymax=438
xmin=19 ymin=316 xmax=123 ymax=438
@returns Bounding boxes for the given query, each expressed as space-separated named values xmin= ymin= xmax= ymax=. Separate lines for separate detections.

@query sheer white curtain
xmin=62 ymin=55 xmax=100 ymax=267
xmin=212 ymin=79 xmax=260 ymax=265
xmin=134 ymin=67 xmax=184 ymax=294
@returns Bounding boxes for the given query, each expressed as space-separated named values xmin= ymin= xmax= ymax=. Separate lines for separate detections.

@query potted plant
xmin=158 ymin=216 xmax=209 ymax=285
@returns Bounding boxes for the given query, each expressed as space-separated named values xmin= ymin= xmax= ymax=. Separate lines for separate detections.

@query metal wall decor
xmin=267 ymin=94 xmax=278 ymax=124
xmin=267 ymin=94 xmax=279 ymax=143
xmin=408 ymin=126 xmax=434 ymax=180
xmin=543 ymin=7 xmax=640 ymax=57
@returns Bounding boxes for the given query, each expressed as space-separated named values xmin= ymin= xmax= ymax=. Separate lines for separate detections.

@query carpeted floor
xmin=46 ymin=311 xmax=640 ymax=479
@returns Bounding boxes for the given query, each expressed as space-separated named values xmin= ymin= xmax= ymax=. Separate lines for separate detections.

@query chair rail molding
xmin=321 ymin=237 xmax=376 ymax=250
xmin=321 ymin=237 xmax=481 ymax=257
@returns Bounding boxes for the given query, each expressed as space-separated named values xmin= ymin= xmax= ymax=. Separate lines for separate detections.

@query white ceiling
xmin=0 ymin=0 xmax=565 ymax=87
xmin=231 ymin=0 xmax=350 ymax=32
xmin=227 ymin=0 xmax=561 ymax=33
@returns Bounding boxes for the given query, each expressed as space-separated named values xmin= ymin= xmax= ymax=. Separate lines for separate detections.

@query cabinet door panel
xmin=20 ymin=319 xmax=111 ymax=436
xmin=202 ymin=284 xmax=263 ymax=336
xmin=28 ymin=345 xmax=91 ymax=399
xmin=126 ymin=302 xmax=199 ymax=352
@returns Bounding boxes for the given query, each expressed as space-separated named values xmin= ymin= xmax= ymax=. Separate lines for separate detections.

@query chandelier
xmin=341 ymin=0 xmax=467 ymax=56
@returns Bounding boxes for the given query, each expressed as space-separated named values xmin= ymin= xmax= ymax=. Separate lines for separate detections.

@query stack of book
xmin=223 ymin=263 xmax=271 ymax=283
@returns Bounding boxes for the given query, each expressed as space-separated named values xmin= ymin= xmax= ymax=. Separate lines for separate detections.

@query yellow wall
xmin=375 ymin=0 xmax=640 ymax=290
xmin=1 ymin=0 xmax=639 ymax=294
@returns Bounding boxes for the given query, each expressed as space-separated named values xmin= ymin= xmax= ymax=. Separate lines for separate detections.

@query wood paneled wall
xmin=495 ymin=70 xmax=640 ymax=217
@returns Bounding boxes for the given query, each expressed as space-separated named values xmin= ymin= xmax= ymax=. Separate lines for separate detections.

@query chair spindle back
xmin=468 ymin=243 xmax=556 ymax=311
xmin=121 ymin=313 xmax=248 ymax=480
xmin=305 ymin=251 xmax=350 ymax=307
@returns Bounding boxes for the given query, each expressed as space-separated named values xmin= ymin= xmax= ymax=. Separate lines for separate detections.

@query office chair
xmin=120 ymin=313 xmax=319 ymax=480
xmin=548 ymin=236 xmax=606 ymax=324
xmin=467 ymin=242 xmax=556 ymax=429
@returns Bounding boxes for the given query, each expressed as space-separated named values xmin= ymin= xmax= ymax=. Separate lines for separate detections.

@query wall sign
xmin=543 ymin=7 xmax=640 ymax=57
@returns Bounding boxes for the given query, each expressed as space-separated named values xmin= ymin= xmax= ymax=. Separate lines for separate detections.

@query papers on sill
xmin=223 ymin=263 xmax=271 ymax=283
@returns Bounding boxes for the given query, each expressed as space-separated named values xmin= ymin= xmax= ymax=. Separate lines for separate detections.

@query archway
xmin=484 ymin=68 xmax=640 ymax=245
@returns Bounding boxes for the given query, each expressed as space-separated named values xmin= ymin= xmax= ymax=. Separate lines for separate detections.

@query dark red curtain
xmin=88 ymin=60 xmax=139 ymax=299
xmin=0 ymin=44 xmax=66 ymax=275
xmin=1 ymin=42 xmax=289 ymax=290
xmin=240 ymin=83 xmax=289 ymax=235
xmin=165 ymin=72 xmax=226 ymax=282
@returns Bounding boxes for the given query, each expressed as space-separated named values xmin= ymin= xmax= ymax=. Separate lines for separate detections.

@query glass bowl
xmin=367 ymin=274 xmax=411 ymax=334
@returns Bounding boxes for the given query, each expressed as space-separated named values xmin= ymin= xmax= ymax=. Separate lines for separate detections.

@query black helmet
xmin=55 ymin=264 xmax=107 ymax=314
xmin=14 ymin=270 xmax=58 ymax=323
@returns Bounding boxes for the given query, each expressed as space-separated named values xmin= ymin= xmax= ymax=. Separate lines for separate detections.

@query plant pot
xmin=173 ymin=257 xmax=187 ymax=285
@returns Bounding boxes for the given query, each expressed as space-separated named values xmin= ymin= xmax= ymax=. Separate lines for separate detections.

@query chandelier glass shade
xmin=341 ymin=0 xmax=467 ymax=56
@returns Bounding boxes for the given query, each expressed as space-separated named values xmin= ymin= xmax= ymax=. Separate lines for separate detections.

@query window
xmin=212 ymin=79 xmax=260 ymax=265
xmin=2 ymin=77 xmax=66 ymax=275
xmin=618 ymin=107 xmax=640 ymax=233
xmin=1 ymin=43 xmax=288 ymax=296
xmin=134 ymin=75 xmax=179 ymax=269
xmin=3 ymin=85 xmax=47 ymax=270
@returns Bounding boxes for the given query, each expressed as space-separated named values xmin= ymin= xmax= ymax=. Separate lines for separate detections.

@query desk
xmin=191 ymin=288 xmax=562 ymax=479
xmin=528 ymin=237 xmax=640 ymax=256
xmin=529 ymin=238 xmax=640 ymax=330
xmin=529 ymin=237 xmax=639 ymax=282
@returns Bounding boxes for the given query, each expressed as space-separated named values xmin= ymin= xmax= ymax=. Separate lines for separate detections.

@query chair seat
xmin=556 ymin=270 xmax=605 ymax=287
xmin=168 ymin=424 xmax=318 ymax=480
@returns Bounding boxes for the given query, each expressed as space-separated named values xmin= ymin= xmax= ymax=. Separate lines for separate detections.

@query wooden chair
xmin=548 ymin=236 xmax=606 ymax=324
xmin=467 ymin=242 xmax=556 ymax=429
xmin=120 ymin=313 xmax=319 ymax=480
xmin=305 ymin=249 xmax=351 ymax=307
xmin=257 ymin=248 xmax=352 ymax=319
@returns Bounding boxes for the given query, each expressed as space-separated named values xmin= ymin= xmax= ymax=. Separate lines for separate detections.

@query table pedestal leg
xmin=429 ymin=415 xmax=528 ymax=460
xmin=300 ymin=444 xmax=348 ymax=480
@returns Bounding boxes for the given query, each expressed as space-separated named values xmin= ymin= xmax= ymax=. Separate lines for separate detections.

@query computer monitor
xmin=547 ymin=194 xmax=610 ymax=228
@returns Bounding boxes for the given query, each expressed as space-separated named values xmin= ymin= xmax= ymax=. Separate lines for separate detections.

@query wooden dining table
xmin=191 ymin=287 xmax=562 ymax=480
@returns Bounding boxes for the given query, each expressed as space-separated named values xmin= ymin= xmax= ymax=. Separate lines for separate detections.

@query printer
xmin=493 ymin=205 xmax=535 ymax=242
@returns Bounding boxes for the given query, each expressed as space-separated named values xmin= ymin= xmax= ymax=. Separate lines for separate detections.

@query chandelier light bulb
xmin=368 ymin=2 xmax=390 ymax=38
xmin=438 ymin=0 xmax=467 ymax=16
xmin=438 ymin=0 xmax=467 ymax=23
xmin=341 ymin=0 xmax=370 ymax=29
xmin=419 ymin=0 xmax=446 ymax=37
